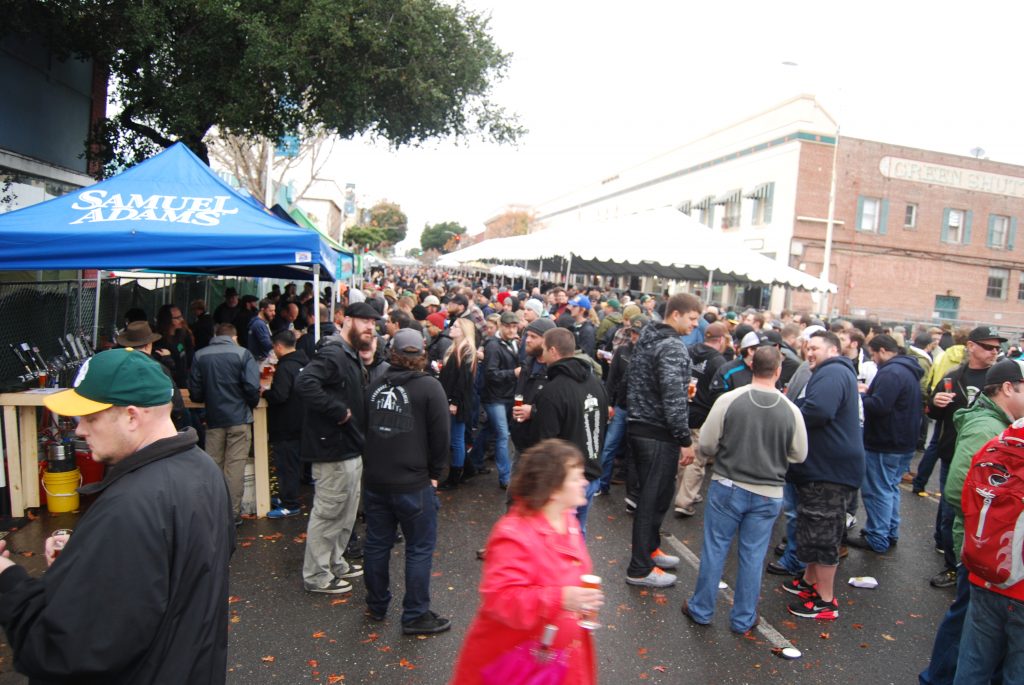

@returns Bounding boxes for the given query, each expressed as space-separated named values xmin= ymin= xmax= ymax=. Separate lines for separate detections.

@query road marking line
xmin=661 ymin=533 xmax=798 ymax=651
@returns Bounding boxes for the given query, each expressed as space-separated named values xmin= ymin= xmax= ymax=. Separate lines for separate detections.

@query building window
xmin=723 ymin=197 xmax=742 ymax=229
xmin=934 ymin=295 xmax=960 ymax=320
xmin=856 ymin=196 xmax=888 ymax=233
xmin=1018 ymin=273 xmax=1024 ymax=301
xmin=987 ymin=268 xmax=1009 ymax=299
xmin=746 ymin=182 xmax=774 ymax=225
xmin=904 ymin=203 xmax=917 ymax=229
xmin=942 ymin=208 xmax=972 ymax=244
xmin=987 ymin=214 xmax=1016 ymax=250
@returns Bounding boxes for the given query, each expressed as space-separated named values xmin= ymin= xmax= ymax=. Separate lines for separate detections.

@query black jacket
xmin=296 ymin=322 xmax=337 ymax=361
xmin=427 ymin=333 xmax=453 ymax=374
xmin=927 ymin=362 xmax=990 ymax=463
xmin=294 ymin=337 xmax=368 ymax=462
xmin=627 ymin=323 xmax=693 ymax=447
xmin=187 ymin=336 xmax=261 ymax=429
xmin=510 ymin=358 xmax=548 ymax=451
xmin=363 ymin=368 xmax=450 ymax=492
xmin=263 ymin=349 xmax=309 ymax=442
xmin=533 ymin=357 xmax=609 ymax=481
xmin=573 ymin=320 xmax=597 ymax=359
xmin=0 ymin=430 xmax=233 ymax=684
xmin=482 ymin=336 xmax=519 ymax=403
xmin=605 ymin=342 xmax=634 ymax=410
xmin=439 ymin=349 xmax=476 ymax=424
xmin=708 ymin=357 xmax=753 ymax=408
xmin=687 ymin=342 xmax=726 ymax=428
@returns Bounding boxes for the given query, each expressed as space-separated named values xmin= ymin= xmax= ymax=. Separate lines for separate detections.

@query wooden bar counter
xmin=0 ymin=390 xmax=270 ymax=519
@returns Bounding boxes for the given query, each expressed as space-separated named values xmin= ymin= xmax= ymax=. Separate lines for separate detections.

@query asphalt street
xmin=0 ymin=454 xmax=956 ymax=684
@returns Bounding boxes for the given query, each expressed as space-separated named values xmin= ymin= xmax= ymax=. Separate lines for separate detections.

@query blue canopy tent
xmin=0 ymin=142 xmax=354 ymax=339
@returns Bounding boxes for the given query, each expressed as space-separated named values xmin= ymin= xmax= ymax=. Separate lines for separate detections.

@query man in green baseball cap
xmin=0 ymin=348 xmax=234 ymax=682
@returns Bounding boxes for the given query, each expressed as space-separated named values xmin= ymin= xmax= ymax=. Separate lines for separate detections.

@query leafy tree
xmin=5 ymin=0 xmax=524 ymax=172
xmin=421 ymin=221 xmax=468 ymax=252
xmin=484 ymin=209 xmax=532 ymax=238
xmin=367 ymin=202 xmax=408 ymax=246
xmin=343 ymin=225 xmax=385 ymax=251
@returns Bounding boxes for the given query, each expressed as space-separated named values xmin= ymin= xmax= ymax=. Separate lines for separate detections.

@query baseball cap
xmin=44 ymin=348 xmax=173 ymax=417
xmin=391 ymin=329 xmax=425 ymax=356
xmin=762 ymin=330 xmax=783 ymax=346
xmin=969 ymin=325 xmax=1008 ymax=344
xmin=724 ymin=311 xmax=737 ymax=321
xmin=422 ymin=295 xmax=440 ymax=307
xmin=526 ymin=318 xmax=556 ymax=336
xmin=224 ymin=287 xmax=238 ymax=297
xmin=606 ymin=298 xmax=621 ymax=311
xmin=450 ymin=294 xmax=469 ymax=308
xmin=500 ymin=312 xmax=519 ymax=325
xmin=740 ymin=331 xmax=769 ymax=349
xmin=987 ymin=359 xmax=1024 ymax=386
xmin=800 ymin=324 xmax=826 ymax=341
xmin=569 ymin=295 xmax=591 ymax=311
xmin=426 ymin=312 xmax=447 ymax=330
xmin=630 ymin=314 xmax=650 ymax=331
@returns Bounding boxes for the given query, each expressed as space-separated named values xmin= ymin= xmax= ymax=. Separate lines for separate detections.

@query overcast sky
xmin=323 ymin=0 xmax=1024 ymax=252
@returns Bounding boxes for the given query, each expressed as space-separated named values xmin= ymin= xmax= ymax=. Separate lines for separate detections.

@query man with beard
xmin=509 ymin=318 xmax=556 ymax=453
xmin=246 ymin=299 xmax=276 ymax=362
xmin=294 ymin=302 xmax=379 ymax=594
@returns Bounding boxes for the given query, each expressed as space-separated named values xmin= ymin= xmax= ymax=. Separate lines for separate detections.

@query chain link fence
xmin=0 ymin=275 xmax=264 ymax=391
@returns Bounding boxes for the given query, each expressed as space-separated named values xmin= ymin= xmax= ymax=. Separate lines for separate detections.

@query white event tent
xmin=437 ymin=207 xmax=835 ymax=293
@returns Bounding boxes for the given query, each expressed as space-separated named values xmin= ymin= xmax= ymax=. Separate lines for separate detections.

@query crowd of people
xmin=0 ymin=265 xmax=1019 ymax=683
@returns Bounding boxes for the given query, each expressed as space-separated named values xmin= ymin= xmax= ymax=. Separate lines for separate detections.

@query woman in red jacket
xmin=450 ymin=439 xmax=603 ymax=685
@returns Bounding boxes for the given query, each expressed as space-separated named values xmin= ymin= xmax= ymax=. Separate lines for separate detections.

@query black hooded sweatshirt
xmin=363 ymin=367 xmax=450 ymax=493
xmin=533 ymin=357 xmax=609 ymax=481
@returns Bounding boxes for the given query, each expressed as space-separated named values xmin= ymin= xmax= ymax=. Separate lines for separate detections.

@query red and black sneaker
xmin=781 ymin=577 xmax=819 ymax=600
xmin=788 ymin=597 xmax=839 ymax=620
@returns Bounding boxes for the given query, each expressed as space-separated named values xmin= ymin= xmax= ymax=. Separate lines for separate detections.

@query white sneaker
xmin=304 ymin=577 xmax=353 ymax=594
xmin=846 ymin=513 xmax=857 ymax=530
xmin=335 ymin=561 xmax=364 ymax=579
xmin=651 ymin=548 xmax=680 ymax=569
xmin=626 ymin=567 xmax=677 ymax=588
xmin=624 ymin=497 xmax=638 ymax=513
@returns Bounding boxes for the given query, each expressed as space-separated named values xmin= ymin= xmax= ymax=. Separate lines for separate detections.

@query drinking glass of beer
xmin=577 ymin=574 xmax=602 ymax=630
xmin=50 ymin=528 xmax=73 ymax=559
xmin=943 ymin=378 xmax=953 ymax=394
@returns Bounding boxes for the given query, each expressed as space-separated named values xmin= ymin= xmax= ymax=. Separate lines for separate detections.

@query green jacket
xmin=944 ymin=393 xmax=1012 ymax=558
xmin=926 ymin=345 xmax=965 ymax=391
xmin=595 ymin=311 xmax=623 ymax=346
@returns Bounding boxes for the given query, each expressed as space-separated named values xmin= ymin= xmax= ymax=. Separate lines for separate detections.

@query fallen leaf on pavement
xmin=819 ymin=632 xmax=830 ymax=640
xmin=239 ymin=541 xmax=252 ymax=548
xmin=860 ymin=643 xmax=870 ymax=649
xmin=228 ymin=596 xmax=242 ymax=604
xmin=399 ymin=658 xmax=416 ymax=670
xmin=639 ymin=590 xmax=649 ymax=597
xmin=312 ymin=631 xmax=326 ymax=639
xmin=261 ymin=655 xmax=275 ymax=663
xmin=18 ymin=551 xmax=34 ymax=557
xmin=852 ymin=623 xmax=864 ymax=630
xmin=653 ymin=594 xmax=668 ymax=605
xmin=637 ymin=647 xmax=648 ymax=657
xmin=361 ymin=633 xmax=380 ymax=644
xmin=431 ymin=571 xmax=443 ymax=577
xmin=653 ymin=665 xmax=667 ymax=672
xmin=307 ymin=660 xmax=318 ymax=668
xmin=327 ymin=675 xmax=345 ymax=684
xmin=230 ymin=615 xmax=240 ymax=624
xmin=882 ymin=634 xmax=896 ymax=641
xmin=330 ymin=598 xmax=348 ymax=605
xmin=378 ymin=646 xmax=392 ymax=653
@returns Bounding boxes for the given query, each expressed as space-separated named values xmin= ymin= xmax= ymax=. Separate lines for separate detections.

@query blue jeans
xmin=576 ymin=479 xmax=602 ymax=538
xmin=954 ymin=584 xmax=1022 ymax=685
xmin=687 ymin=480 xmax=783 ymax=633
xmin=920 ymin=565 xmax=971 ymax=685
xmin=271 ymin=439 xmax=301 ymax=509
xmin=482 ymin=403 xmax=512 ymax=484
xmin=363 ymin=485 xmax=439 ymax=624
xmin=861 ymin=450 xmax=911 ymax=551
xmin=776 ymin=483 xmax=805 ymax=574
xmin=599 ymin=408 xmax=628 ymax=490
xmin=450 ymin=417 xmax=466 ymax=468
xmin=627 ymin=435 xmax=681 ymax=578
xmin=913 ymin=431 xmax=941 ymax=491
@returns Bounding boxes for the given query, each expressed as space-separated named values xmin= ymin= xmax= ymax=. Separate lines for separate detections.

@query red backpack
xmin=960 ymin=423 xmax=1024 ymax=589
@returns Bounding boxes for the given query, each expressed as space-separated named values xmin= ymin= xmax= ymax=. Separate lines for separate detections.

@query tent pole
xmin=313 ymin=265 xmax=321 ymax=342
xmin=563 ymin=254 xmax=573 ymax=290
xmin=706 ymin=269 xmax=714 ymax=301
xmin=92 ymin=270 xmax=101 ymax=349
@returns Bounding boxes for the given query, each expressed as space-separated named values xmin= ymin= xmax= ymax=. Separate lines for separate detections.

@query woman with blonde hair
xmin=438 ymin=318 xmax=477 ymax=490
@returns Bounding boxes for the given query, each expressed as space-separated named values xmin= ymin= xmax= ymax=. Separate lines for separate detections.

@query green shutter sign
xmin=1010 ymin=218 xmax=1018 ymax=251
xmin=964 ymin=210 xmax=973 ymax=244
xmin=987 ymin=214 xmax=997 ymax=248
xmin=941 ymin=208 xmax=951 ymax=243
xmin=855 ymin=196 xmax=865 ymax=232
xmin=879 ymin=199 xmax=889 ymax=235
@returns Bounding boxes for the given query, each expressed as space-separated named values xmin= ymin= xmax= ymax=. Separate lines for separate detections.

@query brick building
xmin=529 ymin=95 xmax=1024 ymax=332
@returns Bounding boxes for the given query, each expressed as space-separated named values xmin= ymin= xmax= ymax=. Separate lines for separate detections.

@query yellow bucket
xmin=42 ymin=468 xmax=81 ymax=514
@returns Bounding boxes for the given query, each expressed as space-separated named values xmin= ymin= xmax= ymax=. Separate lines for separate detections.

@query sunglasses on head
xmin=973 ymin=341 xmax=1001 ymax=352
